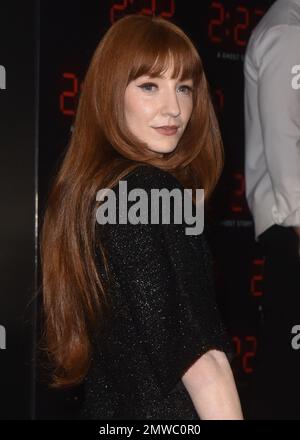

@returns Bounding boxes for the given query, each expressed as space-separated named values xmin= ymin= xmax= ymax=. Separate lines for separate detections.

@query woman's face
xmin=124 ymin=63 xmax=194 ymax=155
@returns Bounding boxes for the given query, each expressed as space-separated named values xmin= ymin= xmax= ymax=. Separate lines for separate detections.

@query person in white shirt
xmin=244 ymin=0 xmax=300 ymax=419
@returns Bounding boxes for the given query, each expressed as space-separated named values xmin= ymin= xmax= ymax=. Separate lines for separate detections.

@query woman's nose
xmin=161 ymin=91 xmax=181 ymax=117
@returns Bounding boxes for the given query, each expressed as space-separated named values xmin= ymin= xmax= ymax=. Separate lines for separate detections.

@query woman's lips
xmin=153 ymin=127 xmax=178 ymax=136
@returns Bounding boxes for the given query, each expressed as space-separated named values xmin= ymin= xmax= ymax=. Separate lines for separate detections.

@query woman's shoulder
xmin=119 ymin=164 xmax=184 ymax=193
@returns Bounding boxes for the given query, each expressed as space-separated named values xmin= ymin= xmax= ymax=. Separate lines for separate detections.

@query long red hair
xmin=39 ymin=14 xmax=224 ymax=388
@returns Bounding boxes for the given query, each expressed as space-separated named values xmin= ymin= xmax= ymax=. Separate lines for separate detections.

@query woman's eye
xmin=138 ymin=83 xmax=157 ymax=92
xmin=179 ymin=85 xmax=193 ymax=94
xmin=138 ymin=83 xmax=193 ymax=94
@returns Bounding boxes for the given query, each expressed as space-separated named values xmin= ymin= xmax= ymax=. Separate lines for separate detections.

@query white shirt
xmin=244 ymin=0 xmax=300 ymax=241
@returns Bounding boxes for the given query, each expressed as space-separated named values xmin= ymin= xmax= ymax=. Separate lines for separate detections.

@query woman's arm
xmin=293 ymin=226 xmax=300 ymax=238
xmin=293 ymin=227 xmax=300 ymax=257
xmin=181 ymin=349 xmax=244 ymax=420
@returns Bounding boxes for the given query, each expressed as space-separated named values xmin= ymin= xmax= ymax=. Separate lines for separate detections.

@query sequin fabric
xmin=78 ymin=164 xmax=233 ymax=420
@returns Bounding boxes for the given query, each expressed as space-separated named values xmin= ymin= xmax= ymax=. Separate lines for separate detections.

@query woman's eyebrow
xmin=141 ymin=74 xmax=193 ymax=82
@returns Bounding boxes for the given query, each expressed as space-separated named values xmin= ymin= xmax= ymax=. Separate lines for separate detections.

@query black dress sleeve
xmin=98 ymin=166 xmax=233 ymax=397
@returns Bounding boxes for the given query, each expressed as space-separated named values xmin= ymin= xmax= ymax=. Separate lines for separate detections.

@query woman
xmin=39 ymin=14 xmax=243 ymax=420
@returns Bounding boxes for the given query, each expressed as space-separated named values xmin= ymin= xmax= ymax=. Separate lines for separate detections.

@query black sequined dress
xmin=78 ymin=164 xmax=232 ymax=420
